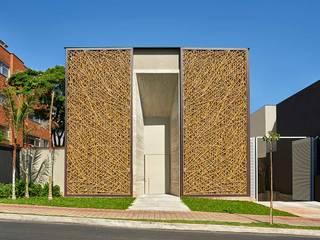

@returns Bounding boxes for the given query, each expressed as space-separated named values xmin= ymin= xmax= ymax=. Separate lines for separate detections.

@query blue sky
xmin=2 ymin=0 xmax=320 ymax=112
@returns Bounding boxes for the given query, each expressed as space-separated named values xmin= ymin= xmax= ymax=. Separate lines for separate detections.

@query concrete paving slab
xmin=129 ymin=194 xmax=190 ymax=211
xmin=258 ymin=201 xmax=320 ymax=219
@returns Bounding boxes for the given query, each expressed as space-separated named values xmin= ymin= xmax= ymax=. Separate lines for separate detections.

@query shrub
xmin=41 ymin=183 xmax=61 ymax=197
xmin=29 ymin=183 xmax=43 ymax=197
xmin=53 ymin=185 xmax=61 ymax=197
xmin=0 ymin=183 xmax=11 ymax=198
xmin=15 ymin=180 xmax=26 ymax=198
xmin=0 ymin=181 xmax=61 ymax=198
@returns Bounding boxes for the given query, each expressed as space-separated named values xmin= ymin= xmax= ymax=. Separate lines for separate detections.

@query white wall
xmin=20 ymin=148 xmax=65 ymax=195
xmin=170 ymin=86 xmax=180 ymax=195
xmin=53 ymin=148 xmax=65 ymax=195
xmin=250 ymin=105 xmax=277 ymax=157
xmin=132 ymin=74 xmax=145 ymax=196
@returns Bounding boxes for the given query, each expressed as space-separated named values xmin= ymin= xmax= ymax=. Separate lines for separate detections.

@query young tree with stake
xmin=262 ymin=131 xmax=280 ymax=224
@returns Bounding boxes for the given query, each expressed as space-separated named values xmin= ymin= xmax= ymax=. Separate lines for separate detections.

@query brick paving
xmin=0 ymin=204 xmax=320 ymax=227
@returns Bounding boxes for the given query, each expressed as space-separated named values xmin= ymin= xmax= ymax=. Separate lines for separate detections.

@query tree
xmin=262 ymin=131 xmax=280 ymax=224
xmin=2 ymin=86 xmax=36 ymax=199
xmin=8 ymin=66 xmax=65 ymax=147
xmin=9 ymin=66 xmax=65 ymax=200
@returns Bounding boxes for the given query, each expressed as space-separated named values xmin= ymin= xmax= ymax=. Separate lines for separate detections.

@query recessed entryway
xmin=132 ymin=48 xmax=181 ymax=197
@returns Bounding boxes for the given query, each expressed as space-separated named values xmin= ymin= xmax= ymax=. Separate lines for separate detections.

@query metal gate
xmin=251 ymin=136 xmax=316 ymax=201
xmin=292 ymin=138 xmax=314 ymax=200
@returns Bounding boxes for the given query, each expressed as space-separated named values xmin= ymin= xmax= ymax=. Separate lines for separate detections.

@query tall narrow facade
xmin=65 ymin=48 xmax=249 ymax=197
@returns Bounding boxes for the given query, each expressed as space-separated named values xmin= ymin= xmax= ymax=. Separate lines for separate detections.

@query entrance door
xmin=144 ymin=125 xmax=165 ymax=194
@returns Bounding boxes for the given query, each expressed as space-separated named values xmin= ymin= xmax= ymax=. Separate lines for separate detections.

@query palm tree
xmin=262 ymin=131 xmax=280 ymax=224
xmin=2 ymin=87 xmax=35 ymax=199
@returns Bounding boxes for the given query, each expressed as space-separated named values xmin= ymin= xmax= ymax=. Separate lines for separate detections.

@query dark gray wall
xmin=277 ymin=81 xmax=320 ymax=201
xmin=0 ymin=145 xmax=13 ymax=183
xmin=277 ymin=80 xmax=320 ymax=137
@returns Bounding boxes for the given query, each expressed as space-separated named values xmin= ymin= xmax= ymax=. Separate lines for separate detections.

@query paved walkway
xmin=129 ymin=194 xmax=190 ymax=211
xmin=1 ymin=204 xmax=320 ymax=227
xmin=258 ymin=201 xmax=320 ymax=219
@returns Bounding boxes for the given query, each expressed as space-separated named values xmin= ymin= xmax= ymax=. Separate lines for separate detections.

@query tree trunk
xmin=48 ymin=91 xmax=55 ymax=200
xmin=12 ymin=142 xmax=16 ymax=200
xmin=25 ymin=169 xmax=29 ymax=198
xmin=23 ymin=117 xmax=29 ymax=199
xmin=270 ymin=144 xmax=273 ymax=225
xmin=25 ymin=149 xmax=29 ymax=198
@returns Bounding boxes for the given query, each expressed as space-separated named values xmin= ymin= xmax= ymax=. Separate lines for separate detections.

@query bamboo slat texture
xmin=66 ymin=49 xmax=132 ymax=195
xmin=182 ymin=49 xmax=249 ymax=196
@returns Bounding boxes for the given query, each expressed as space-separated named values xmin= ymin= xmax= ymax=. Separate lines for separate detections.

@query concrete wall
xmin=250 ymin=105 xmax=276 ymax=158
xmin=132 ymin=74 xmax=145 ymax=196
xmin=133 ymin=49 xmax=179 ymax=71
xmin=20 ymin=148 xmax=65 ymax=195
xmin=53 ymin=149 xmax=65 ymax=195
xmin=250 ymin=105 xmax=276 ymax=137
xmin=170 ymin=86 xmax=180 ymax=195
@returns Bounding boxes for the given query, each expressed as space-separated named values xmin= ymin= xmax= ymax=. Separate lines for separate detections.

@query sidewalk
xmin=1 ymin=203 xmax=320 ymax=227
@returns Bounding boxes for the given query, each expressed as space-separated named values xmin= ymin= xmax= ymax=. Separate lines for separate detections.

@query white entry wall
xmin=144 ymin=125 xmax=166 ymax=194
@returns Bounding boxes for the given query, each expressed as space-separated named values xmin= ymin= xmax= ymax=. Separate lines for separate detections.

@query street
xmin=0 ymin=221 xmax=317 ymax=240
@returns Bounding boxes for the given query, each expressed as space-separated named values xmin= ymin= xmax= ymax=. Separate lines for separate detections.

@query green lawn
xmin=0 ymin=197 xmax=135 ymax=210
xmin=181 ymin=197 xmax=294 ymax=216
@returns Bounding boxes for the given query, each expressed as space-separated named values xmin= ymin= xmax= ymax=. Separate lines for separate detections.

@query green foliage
xmin=41 ymin=183 xmax=60 ymax=197
xmin=1 ymin=86 xmax=36 ymax=140
xmin=15 ymin=180 xmax=26 ymax=197
xmin=0 ymin=131 xmax=4 ymax=143
xmin=0 ymin=183 xmax=12 ymax=198
xmin=28 ymin=183 xmax=42 ymax=197
xmin=181 ymin=197 xmax=294 ymax=216
xmin=0 ymin=181 xmax=61 ymax=198
xmin=262 ymin=131 xmax=280 ymax=143
xmin=8 ymin=66 xmax=65 ymax=146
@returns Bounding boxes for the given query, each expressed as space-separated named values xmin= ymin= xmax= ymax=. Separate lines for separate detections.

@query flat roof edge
xmin=64 ymin=47 xmax=249 ymax=51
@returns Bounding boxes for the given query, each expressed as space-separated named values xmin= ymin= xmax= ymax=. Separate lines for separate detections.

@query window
xmin=0 ymin=125 xmax=9 ymax=141
xmin=29 ymin=113 xmax=45 ymax=124
xmin=26 ymin=135 xmax=48 ymax=148
xmin=0 ymin=94 xmax=5 ymax=105
xmin=26 ymin=135 xmax=41 ymax=147
xmin=0 ymin=62 xmax=9 ymax=77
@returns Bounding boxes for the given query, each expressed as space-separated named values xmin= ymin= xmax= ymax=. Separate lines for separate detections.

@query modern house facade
xmin=65 ymin=47 xmax=249 ymax=197
xmin=251 ymin=80 xmax=320 ymax=201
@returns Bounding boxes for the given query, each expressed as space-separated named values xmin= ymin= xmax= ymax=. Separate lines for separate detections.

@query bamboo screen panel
xmin=182 ymin=49 xmax=248 ymax=195
xmin=66 ymin=49 xmax=132 ymax=195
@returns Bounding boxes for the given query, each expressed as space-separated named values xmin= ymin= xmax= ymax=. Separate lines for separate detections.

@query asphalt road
xmin=0 ymin=221 xmax=318 ymax=240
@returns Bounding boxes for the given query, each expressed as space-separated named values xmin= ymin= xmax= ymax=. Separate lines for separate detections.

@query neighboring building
xmin=0 ymin=40 xmax=49 ymax=147
xmin=251 ymin=80 xmax=320 ymax=201
xmin=277 ymin=80 xmax=320 ymax=137
xmin=65 ymin=47 xmax=250 ymax=197
xmin=250 ymin=105 xmax=276 ymax=158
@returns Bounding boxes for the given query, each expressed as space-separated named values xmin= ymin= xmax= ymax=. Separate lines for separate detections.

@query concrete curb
xmin=0 ymin=213 xmax=319 ymax=237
